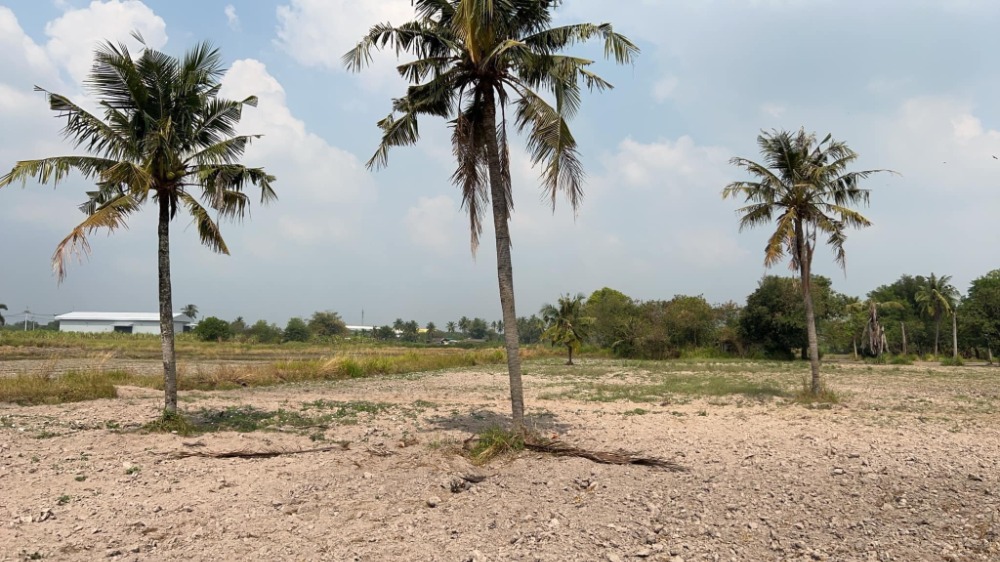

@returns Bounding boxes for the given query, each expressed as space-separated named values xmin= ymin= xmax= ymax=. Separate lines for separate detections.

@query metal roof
xmin=55 ymin=312 xmax=195 ymax=323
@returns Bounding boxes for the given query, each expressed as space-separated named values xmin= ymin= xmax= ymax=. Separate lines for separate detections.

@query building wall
xmin=59 ymin=320 xmax=187 ymax=335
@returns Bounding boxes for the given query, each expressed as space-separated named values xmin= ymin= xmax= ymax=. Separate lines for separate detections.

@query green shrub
xmin=194 ymin=317 xmax=232 ymax=342
xmin=940 ymin=356 xmax=964 ymax=367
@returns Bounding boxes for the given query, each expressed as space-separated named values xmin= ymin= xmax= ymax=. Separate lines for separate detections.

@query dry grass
xmin=0 ymin=346 xmax=555 ymax=405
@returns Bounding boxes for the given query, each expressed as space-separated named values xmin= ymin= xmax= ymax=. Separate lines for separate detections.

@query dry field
xmin=1 ymin=358 xmax=998 ymax=561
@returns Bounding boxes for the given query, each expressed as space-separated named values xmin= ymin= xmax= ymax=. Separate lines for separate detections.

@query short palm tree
xmin=446 ymin=321 xmax=457 ymax=334
xmin=181 ymin=304 xmax=199 ymax=320
xmin=541 ymin=293 xmax=590 ymax=365
xmin=0 ymin=36 xmax=276 ymax=413
xmin=346 ymin=0 xmax=637 ymax=428
xmin=915 ymin=273 xmax=959 ymax=357
xmin=723 ymin=129 xmax=890 ymax=395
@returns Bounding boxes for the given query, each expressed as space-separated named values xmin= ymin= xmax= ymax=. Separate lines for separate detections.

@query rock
xmin=548 ymin=518 xmax=560 ymax=529
xmin=426 ymin=496 xmax=441 ymax=508
xmin=635 ymin=548 xmax=652 ymax=557
xmin=606 ymin=553 xmax=624 ymax=562
xmin=832 ymin=468 xmax=845 ymax=475
xmin=362 ymin=472 xmax=374 ymax=480
xmin=669 ymin=556 xmax=685 ymax=562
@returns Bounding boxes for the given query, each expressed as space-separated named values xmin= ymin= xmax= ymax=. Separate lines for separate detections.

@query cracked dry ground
xmin=1 ymin=360 xmax=998 ymax=561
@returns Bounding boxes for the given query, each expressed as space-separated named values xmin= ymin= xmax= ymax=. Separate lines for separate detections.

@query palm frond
xmin=0 ymin=156 xmax=120 ymax=188
xmin=514 ymin=86 xmax=583 ymax=211
xmin=179 ymin=192 xmax=229 ymax=254
xmin=52 ymin=192 xmax=138 ymax=281
xmin=450 ymin=100 xmax=490 ymax=253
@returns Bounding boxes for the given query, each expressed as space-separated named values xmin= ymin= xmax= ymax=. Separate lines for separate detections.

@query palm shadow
xmin=426 ymin=407 xmax=573 ymax=435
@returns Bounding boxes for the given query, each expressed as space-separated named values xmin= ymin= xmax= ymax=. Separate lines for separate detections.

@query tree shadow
xmin=426 ymin=407 xmax=573 ymax=435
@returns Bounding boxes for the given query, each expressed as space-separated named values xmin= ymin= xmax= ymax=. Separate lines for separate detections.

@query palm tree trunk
xmin=796 ymin=225 xmax=821 ymax=395
xmin=952 ymin=312 xmax=958 ymax=359
xmin=901 ymin=322 xmax=907 ymax=356
xmin=566 ymin=344 xmax=574 ymax=365
xmin=933 ymin=315 xmax=940 ymax=356
xmin=482 ymin=90 xmax=524 ymax=430
xmin=158 ymin=196 xmax=178 ymax=413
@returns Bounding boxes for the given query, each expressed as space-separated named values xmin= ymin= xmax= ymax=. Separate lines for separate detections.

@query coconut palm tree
xmin=541 ymin=293 xmax=590 ymax=365
xmin=0 ymin=304 xmax=6 ymax=327
xmin=0 ymin=36 xmax=276 ymax=413
xmin=446 ymin=321 xmax=457 ymax=334
xmin=345 ymin=0 xmax=637 ymax=428
xmin=723 ymin=129 xmax=890 ymax=395
xmin=915 ymin=273 xmax=959 ymax=357
xmin=181 ymin=304 xmax=199 ymax=320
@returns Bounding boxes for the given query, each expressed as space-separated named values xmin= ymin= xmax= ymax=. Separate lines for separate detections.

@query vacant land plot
xmin=1 ymin=359 xmax=998 ymax=561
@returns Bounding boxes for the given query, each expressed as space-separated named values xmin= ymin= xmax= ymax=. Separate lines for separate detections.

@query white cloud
xmin=652 ymin=75 xmax=678 ymax=102
xmin=882 ymin=96 xmax=1000 ymax=192
xmin=275 ymin=0 xmax=414 ymax=72
xmin=44 ymin=0 xmax=167 ymax=85
xmin=601 ymin=136 xmax=730 ymax=193
xmin=219 ymin=59 xmax=377 ymax=245
xmin=760 ymin=102 xmax=786 ymax=118
xmin=404 ymin=196 xmax=463 ymax=256
xmin=665 ymin=227 xmax=749 ymax=269
xmin=224 ymin=4 xmax=239 ymax=30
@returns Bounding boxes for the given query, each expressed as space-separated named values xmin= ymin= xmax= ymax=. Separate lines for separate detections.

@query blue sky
xmin=1 ymin=0 xmax=998 ymax=328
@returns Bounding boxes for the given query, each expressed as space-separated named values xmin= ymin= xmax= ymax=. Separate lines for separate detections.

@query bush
xmin=283 ymin=318 xmax=310 ymax=342
xmin=940 ymin=356 xmax=965 ymax=367
xmin=888 ymin=354 xmax=915 ymax=365
xmin=193 ymin=317 xmax=232 ymax=342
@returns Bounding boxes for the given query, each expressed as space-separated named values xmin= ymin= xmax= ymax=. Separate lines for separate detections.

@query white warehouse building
xmin=55 ymin=312 xmax=195 ymax=335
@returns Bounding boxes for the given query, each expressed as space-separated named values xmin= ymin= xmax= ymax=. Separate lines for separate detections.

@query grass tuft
xmin=792 ymin=381 xmax=841 ymax=406
xmin=144 ymin=410 xmax=199 ymax=436
xmin=940 ymin=356 xmax=965 ymax=367
xmin=466 ymin=426 xmax=525 ymax=465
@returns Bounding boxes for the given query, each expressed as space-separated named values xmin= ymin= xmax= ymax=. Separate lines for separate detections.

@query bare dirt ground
xmin=1 ymin=360 xmax=998 ymax=561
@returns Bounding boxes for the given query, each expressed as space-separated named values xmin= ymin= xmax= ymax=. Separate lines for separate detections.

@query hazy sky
xmin=1 ymin=0 xmax=998 ymax=328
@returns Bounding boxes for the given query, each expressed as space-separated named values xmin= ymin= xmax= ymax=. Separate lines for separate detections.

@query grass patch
xmin=142 ymin=403 xmax=375 ymax=436
xmin=793 ymin=382 xmax=841 ymax=406
xmin=556 ymin=374 xmax=788 ymax=403
xmin=940 ymin=356 xmax=965 ymax=367
xmin=465 ymin=426 xmax=525 ymax=465
xmin=623 ymin=408 xmax=648 ymax=416
xmin=0 ymin=370 xmax=127 ymax=405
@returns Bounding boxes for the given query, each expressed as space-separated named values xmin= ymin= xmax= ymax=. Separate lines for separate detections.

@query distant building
xmin=54 ymin=312 xmax=195 ymax=335
xmin=345 ymin=325 xmax=376 ymax=333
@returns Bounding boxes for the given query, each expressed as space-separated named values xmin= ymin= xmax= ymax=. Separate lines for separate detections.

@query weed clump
xmin=465 ymin=426 xmax=525 ymax=465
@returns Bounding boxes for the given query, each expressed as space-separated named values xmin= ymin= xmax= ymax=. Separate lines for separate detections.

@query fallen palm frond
xmin=524 ymin=439 xmax=687 ymax=472
xmin=169 ymin=442 xmax=350 ymax=460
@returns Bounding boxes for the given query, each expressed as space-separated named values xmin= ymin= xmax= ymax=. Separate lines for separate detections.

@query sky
xmin=1 ymin=0 xmax=999 ymax=328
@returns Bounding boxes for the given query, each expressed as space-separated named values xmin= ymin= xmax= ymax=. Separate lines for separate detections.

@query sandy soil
xmin=1 ymin=362 xmax=998 ymax=561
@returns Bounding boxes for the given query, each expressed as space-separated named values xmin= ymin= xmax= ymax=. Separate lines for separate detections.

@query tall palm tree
xmin=723 ymin=129 xmax=889 ymax=395
xmin=446 ymin=320 xmax=457 ymax=334
xmin=0 ymin=304 xmax=6 ymax=327
xmin=0 ymin=36 xmax=276 ymax=413
xmin=346 ymin=0 xmax=637 ymax=428
xmin=915 ymin=273 xmax=958 ymax=357
xmin=181 ymin=304 xmax=199 ymax=320
xmin=540 ymin=293 xmax=590 ymax=365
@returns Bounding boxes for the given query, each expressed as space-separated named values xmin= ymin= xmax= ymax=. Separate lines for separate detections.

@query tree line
xmin=527 ymin=269 xmax=1000 ymax=364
